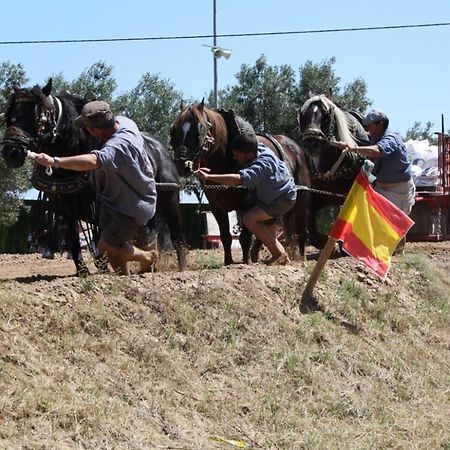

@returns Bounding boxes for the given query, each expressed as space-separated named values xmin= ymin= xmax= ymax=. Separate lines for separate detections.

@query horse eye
xmin=11 ymin=118 xmax=16 ymax=123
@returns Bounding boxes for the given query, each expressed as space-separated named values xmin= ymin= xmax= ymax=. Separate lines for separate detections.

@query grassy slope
xmin=0 ymin=251 xmax=449 ymax=450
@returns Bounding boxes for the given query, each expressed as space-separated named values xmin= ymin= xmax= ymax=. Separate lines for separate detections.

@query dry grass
xmin=0 ymin=248 xmax=449 ymax=449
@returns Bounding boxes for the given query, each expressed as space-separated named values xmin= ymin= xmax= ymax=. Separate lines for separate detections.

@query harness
xmin=3 ymin=91 xmax=90 ymax=194
xmin=300 ymin=97 xmax=364 ymax=181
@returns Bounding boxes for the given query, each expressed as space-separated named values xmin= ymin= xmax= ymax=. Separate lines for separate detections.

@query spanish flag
xmin=329 ymin=170 xmax=414 ymax=279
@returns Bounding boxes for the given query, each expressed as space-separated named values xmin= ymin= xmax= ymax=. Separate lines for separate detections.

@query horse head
xmin=170 ymin=99 xmax=226 ymax=177
xmin=298 ymin=94 xmax=338 ymax=158
xmin=298 ymin=95 xmax=368 ymax=178
xmin=2 ymin=78 xmax=60 ymax=168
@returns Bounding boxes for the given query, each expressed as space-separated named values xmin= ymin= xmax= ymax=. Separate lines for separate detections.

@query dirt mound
xmin=0 ymin=243 xmax=449 ymax=449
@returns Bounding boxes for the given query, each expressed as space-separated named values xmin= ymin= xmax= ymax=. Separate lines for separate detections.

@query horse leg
xmin=157 ymin=192 xmax=188 ymax=271
xmin=281 ymin=213 xmax=296 ymax=260
xmin=239 ymin=225 xmax=253 ymax=264
xmin=236 ymin=211 xmax=252 ymax=263
xmin=67 ymin=220 xmax=89 ymax=276
xmin=250 ymin=238 xmax=263 ymax=263
xmin=210 ymin=206 xmax=233 ymax=265
xmin=291 ymin=196 xmax=310 ymax=262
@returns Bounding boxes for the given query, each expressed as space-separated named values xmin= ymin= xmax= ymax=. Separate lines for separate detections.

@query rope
xmin=26 ymin=150 xmax=53 ymax=176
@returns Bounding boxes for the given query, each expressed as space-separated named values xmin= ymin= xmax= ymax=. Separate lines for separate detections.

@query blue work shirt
xmin=238 ymin=144 xmax=297 ymax=205
xmin=373 ymin=130 xmax=412 ymax=183
xmin=91 ymin=116 xmax=157 ymax=226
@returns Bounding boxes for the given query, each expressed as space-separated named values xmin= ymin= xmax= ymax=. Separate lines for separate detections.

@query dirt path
xmin=1 ymin=241 xmax=450 ymax=283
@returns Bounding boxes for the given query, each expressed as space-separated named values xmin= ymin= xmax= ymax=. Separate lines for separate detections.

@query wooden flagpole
xmin=301 ymin=236 xmax=338 ymax=302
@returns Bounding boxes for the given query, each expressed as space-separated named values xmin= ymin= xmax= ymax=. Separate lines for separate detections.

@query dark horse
xmin=2 ymin=79 xmax=188 ymax=273
xmin=298 ymin=94 xmax=371 ymax=249
xmin=170 ymin=100 xmax=310 ymax=265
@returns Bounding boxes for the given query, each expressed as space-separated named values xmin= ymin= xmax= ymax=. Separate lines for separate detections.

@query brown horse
xmin=170 ymin=100 xmax=310 ymax=265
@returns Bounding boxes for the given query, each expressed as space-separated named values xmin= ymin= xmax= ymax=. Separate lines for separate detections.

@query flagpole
xmin=301 ymin=236 xmax=337 ymax=302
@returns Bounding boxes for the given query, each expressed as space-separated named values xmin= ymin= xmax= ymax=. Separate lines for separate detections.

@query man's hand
xmin=332 ymin=140 xmax=357 ymax=152
xmin=35 ymin=153 xmax=55 ymax=167
xmin=194 ymin=167 xmax=211 ymax=182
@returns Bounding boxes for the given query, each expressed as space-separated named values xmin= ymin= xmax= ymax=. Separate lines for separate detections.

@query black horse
xmin=2 ymin=81 xmax=97 ymax=274
xmin=298 ymin=94 xmax=370 ymax=249
xmin=2 ymin=79 xmax=188 ymax=273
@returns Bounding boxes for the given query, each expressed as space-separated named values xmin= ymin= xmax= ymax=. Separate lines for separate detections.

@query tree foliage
xmin=70 ymin=61 xmax=117 ymax=102
xmin=405 ymin=121 xmax=437 ymax=144
xmin=296 ymin=57 xmax=372 ymax=113
xmin=0 ymin=62 xmax=31 ymax=226
xmin=221 ymin=55 xmax=372 ymax=137
xmin=220 ymin=55 xmax=298 ymax=135
xmin=114 ymin=73 xmax=183 ymax=145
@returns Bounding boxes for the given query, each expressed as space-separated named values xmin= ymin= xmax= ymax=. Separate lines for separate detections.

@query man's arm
xmin=334 ymin=141 xmax=381 ymax=158
xmin=35 ymin=153 xmax=100 ymax=171
xmin=194 ymin=168 xmax=242 ymax=186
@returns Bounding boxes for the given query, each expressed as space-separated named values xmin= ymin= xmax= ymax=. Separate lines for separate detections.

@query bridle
xmin=173 ymin=107 xmax=215 ymax=171
xmin=300 ymin=98 xmax=361 ymax=181
xmin=299 ymin=99 xmax=336 ymax=144
xmin=2 ymin=89 xmax=63 ymax=154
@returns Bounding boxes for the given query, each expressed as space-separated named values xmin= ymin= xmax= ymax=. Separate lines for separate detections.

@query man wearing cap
xmin=336 ymin=108 xmax=415 ymax=253
xmin=34 ymin=100 xmax=158 ymax=275
xmin=194 ymin=133 xmax=297 ymax=265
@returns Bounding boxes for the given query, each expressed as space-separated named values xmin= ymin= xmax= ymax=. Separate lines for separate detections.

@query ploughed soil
xmin=1 ymin=241 xmax=450 ymax=281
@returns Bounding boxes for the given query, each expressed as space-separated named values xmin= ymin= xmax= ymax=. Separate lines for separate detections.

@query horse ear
xmin=308 ymin=89 xmax=314 ymax=99
xmin=179 ymin=100 xmax=187 ymax=111
xmin=327 ymin=88 xmax=333 ymax=99
xmin=198 ymin=98 xmax=205 ymax=111
xmin=13 ymin=84 xmax=21 ymax=93
xmin=42 ymin=78 xmax=53 ymax=97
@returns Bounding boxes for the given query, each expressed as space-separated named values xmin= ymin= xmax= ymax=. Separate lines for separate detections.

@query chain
xmin=155 ymin=182 xmax=346 ymax=198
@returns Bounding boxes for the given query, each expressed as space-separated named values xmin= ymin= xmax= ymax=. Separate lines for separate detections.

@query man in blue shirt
xmin=194 ymin=133 xmax=297 ymax=265
xmin=336 ymin=109 xmax=415 ymax=253
xmin=35 ymin=101 xmax=158 ymax=274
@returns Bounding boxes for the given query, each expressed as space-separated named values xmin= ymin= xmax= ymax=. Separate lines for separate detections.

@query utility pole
xmin=213 ymin=0 xmax=218 ymax=108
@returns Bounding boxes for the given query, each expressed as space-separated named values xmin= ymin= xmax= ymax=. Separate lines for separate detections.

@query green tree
xmin=114 ymin=73 xmax=183 ymax=145
xmin=405 ymin=121 xmax=437 ymax=144
xmin=46 ymin=72 xmax=72 ymax=95
xmin=296 ymin=57 xmax=371 ymax=113
xmin=70 ymin=61 xmax=117 ymax=101
xmin=0 ymin=62 xmax=31 ymax=226
xmin=220 ymin=55 xmax=298 ymax=135
xmin=220 ymin=55 xmax=372 ymax=137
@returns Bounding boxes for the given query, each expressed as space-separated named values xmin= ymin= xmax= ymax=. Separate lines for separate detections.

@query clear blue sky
xmin=1 ymin=0 xmax=449 ymax=136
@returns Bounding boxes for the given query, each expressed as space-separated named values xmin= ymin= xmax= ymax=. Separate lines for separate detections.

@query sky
xmin=1 ymin=0 xmax=449 ymax=137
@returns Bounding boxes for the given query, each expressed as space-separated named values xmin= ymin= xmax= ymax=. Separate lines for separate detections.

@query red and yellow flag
xmin=329 ymin=170 xmax=414 ymax=279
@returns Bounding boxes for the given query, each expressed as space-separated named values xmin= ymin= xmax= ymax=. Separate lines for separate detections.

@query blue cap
xmin=362 ymin=109 xmax=388 ymax=126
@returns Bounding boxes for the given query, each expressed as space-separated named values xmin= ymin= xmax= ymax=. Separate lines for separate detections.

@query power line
xmin=0 ymin=22 xmax=449 ymax=46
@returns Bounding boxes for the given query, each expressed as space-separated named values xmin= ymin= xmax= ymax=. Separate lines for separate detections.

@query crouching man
xmin=35 ymin=101 xmax=158 ymax=274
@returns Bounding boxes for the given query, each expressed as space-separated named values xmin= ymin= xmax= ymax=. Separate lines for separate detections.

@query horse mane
xmin=56 ymin=93 xmax=89 ymax=154
xmin=301 ymin=95 xmax=357 ymax=148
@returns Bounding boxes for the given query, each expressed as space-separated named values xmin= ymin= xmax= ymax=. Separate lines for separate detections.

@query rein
xmin=192 ymin=107 xmax=215 ymax=164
